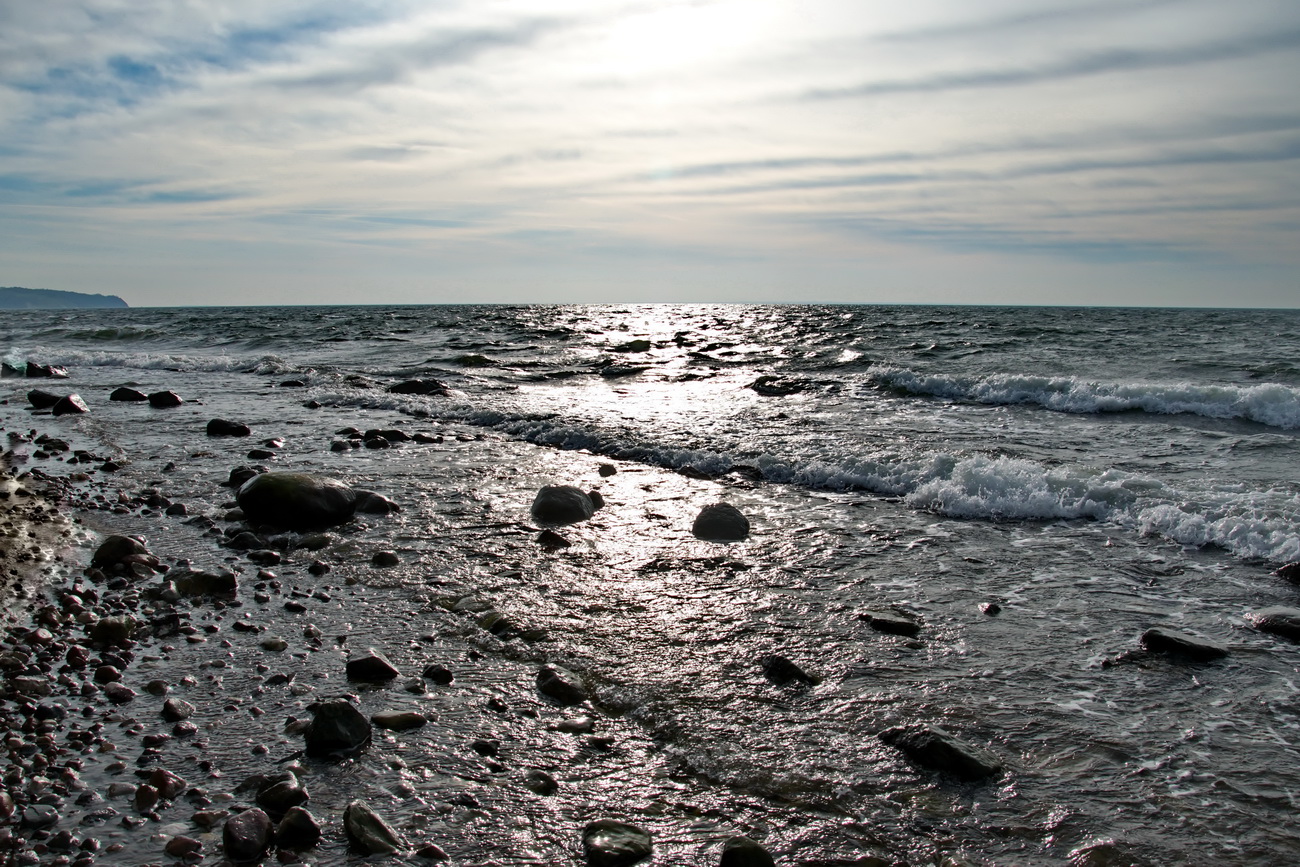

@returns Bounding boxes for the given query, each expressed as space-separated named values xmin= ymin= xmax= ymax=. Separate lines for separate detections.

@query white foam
xmin=8 ymin=346 xmax=296 ymax=376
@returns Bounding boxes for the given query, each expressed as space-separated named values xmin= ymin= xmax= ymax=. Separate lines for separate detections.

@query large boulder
xmin=691 ymin=503 xmax=750 ymax=542
xmin=530 ymin=485 xmax=599 ymax=525
xmin=1140 ymin=627 xmax=1228 ymax=661
xmin=878 ymin=724 xmax=1002 ymax=781
xmin=27 ymin=389 xmax=61 ymax=409
xmin=304 ymin=699 xmax=372 ymax=757
xmin=237 ymin=472 xmax=358 ymax=530
xmin=1246 ymin=607 xmax=1300 ymax=642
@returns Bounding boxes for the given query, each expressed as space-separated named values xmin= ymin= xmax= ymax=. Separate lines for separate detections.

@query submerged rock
xmin=304 ymin=698 xmax=372 ymax=756
xmin=237 ymin=472 xmax=358 ymax=530
xmin=878 ymin=724 xmax=1003 ymax=781
xmin=537 ymin=664 xmax=587 ymax=705
xmin=582 ymin=819 xmax=652 ymax=867
xmin=531 ymin=485 xmax=600 ymax=525
xmin=1246 ymin=607 xmax=1300 ymax=642
xmin=760 ymin=654 xmax=819 ymax=686
xmin=691 ymin=503 xmax=750 ymax=542
xmin=26 ymin=362 xmax=68 ymax=378
xmin=1140 ymin=626 xmax=1228 ymax=661
xmin=1275 ymin=562 xmax=1300 ymax=582
xmin=344 ymin=799 xmax=406 ymax=855
xmin=387 ymin=379 xmax=451 ymax=396
xmin=859 ymin=610 xmax=922 ymax=637
xmin=110 ymin=386 xmax=148 ymax=402
xmin=355 ymin=490 xmax=400 ymax=514
xmin=223 ymin=807 xmax=274 ymax=863
xmin=720 ymin=836 xmax=776 ymax=867
xmin=372 ymin=710 xmax=428 ymax=731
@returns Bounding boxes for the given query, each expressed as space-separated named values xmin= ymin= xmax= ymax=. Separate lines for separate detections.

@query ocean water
xmin=3 ymin=303 xmax=1299 ymax=865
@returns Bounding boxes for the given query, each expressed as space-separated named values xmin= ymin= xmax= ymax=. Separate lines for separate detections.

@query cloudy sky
xmin=1 ymin=0 xmax=1297 ymax=307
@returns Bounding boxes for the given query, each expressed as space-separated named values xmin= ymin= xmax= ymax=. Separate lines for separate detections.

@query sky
xmin=1 ymin=0 xmax=1297 ymax=307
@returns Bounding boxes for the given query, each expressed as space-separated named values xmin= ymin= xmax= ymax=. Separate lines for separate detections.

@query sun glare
xmin=597 ymin=1 xmax=769 ymax=76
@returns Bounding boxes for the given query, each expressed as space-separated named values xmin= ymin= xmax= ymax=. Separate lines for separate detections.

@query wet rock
xmin=1246 ymin=607 xmax=1300 ymax=642
xmin=1275 ymin=562 xmax=1300 ymax=582
xmin=149 ymin=768 xmax=187 ymax=799
xmin=52 ymin=394 xmax=90 ymax=416
xmin=91 ymin=535 xmax=151 ymax=568
xmin=416 ymin=842 xmax=451 ymax=861
xmin=207 ymin=418 xmax=251 ymax=437
xmin=223 ymin=807 xmax=273 ymax=863
xmin=530 ymin=485 xmax=599 ymax=525
xmin=760 ymin=654 xmax=819 ymax=686
xmin=372 ymin=551 xmax=400 ymax=567
xmin=748 ymin=375 xmax=808 ymax=396
xmin=171 ymin=568 xmax=237 ymax=597
xmin=720 ymin=836 xmax=776 ymax=867
xmin=343 ymin=799 xmax=406 ymax=855
xmin=237 ymin=472 xmax=359 ymax=530
xmin=980 ymin=601 xmax=1002 ymax=615
xmin=110 ymin=387 xmax=148 ymax=402
xmin=304 ymin=698 xmax=372 ymax=756
xmin=104 ymin=683 xmax=136 ymax=703
xmin=148 ymin=390 xmax=183 ymax=408
xmin=372 ymin=711 xmax=428 ymax=731
xmin=582 ymin=819 xmax=652 ymax=867
xmin=691 ymin=503 xmax=750 ymax=542
xmin=89 ymin=615 xmax=138 ymax=647
xmin=537 ymin=529 xmax=571 ymax=549
xmin=277 ymin=805 xmax=322 ymax=849
xmin=22 ymin=804 xmax=60 ymax=828
xmin=347 ymin=649 xmax=401 ymax=681
xmin=164 ymin=835 xmax=202 ymax=858
xmin=878 ymin=724 xmax=1003 ymax=781
xmin=355 ymin=490 xmax=401 ymax=514
xmin=224 ymin=465 xmax=266 ymax=488
xmin=134 ymin=783 xmax=159 ymax=812
xmin=256 ymin=775 xmax=309 ymax=815
xmin=387 ymin=379 xmax=451 ymax=396
xmin=27 ymin=362 xmax=68 ymax=378
xmin=598 ymin=463 xmax=617 ymax=477
xmin=536 ymin=664 xmax=587 ymax=705
xmin=522 ymin=769 xmax=558 ymax=795
xmin=27 ymin=388 xmax=61 ymax=409
xmin=859 ymin=610 xmax=921 ymax=637
xmin=422 ymin=663 xmax=454 ymax=685
xmin=1140 ymin=627 xmax=1228 ymax=661
xmin=162 ymin=698 xmax=196 ymax=724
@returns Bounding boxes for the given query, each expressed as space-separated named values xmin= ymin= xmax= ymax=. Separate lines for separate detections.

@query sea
xmin=2 ymin=303 xmax=1299 ymax=865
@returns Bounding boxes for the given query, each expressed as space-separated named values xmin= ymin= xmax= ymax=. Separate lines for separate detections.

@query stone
xmin=149 ymin=768 xmax=187 ymax=800
xmin=692 ymin=503 xmax=750 ymax=541
xmin=110 ymin=387 xmax=148 ymax=402
xmin=224 ymin=465 xmax=266 ymax=488
xmin=90 ymin=615 xmax=138 ymax=646
xmin=859 ymin=610 xmax=921 ymax=637
xmin=387 ymin=379 xmax=451 ymax=396
xmin=237 ymin=472 xmax=358 ymax=530
xmin=536 ymin=664 xmax=587 ymax=705
xmin=530 ymin=485 xmax=599 ymax=525
xmin=171 ymin=569 xmax=237 ymax=597
xmin=27 ymin=388 xmax=61 ymax=409
xmin=748 ymin=375 xmax=808 ymax=396
xmin=256 ymin=775 xmax=309 ymax=815
xmin=26 ymin=362 xmax=68 ymax=378
xmin=355 ymin=490 xmax=400 ymax=514
xmin=1275 ymin=562 xmax=1300 ymax=582
xmin=207 ymin=418 xmax=251 ymax=437
xmin=878 ymin=724 xmax=1002 ymax=781
xmin=598 ymin=463 xmax=617 ymax=477
xmin=422 ymin=663 xmax=454 ymax=685
xmin=347 ymin=649 xmax=401 ymax=681
xmin=1140 ymin=627 xmax=1228 ymax=661
xmin=104 ymin=683 xmax=136 ymax=703
xmin=52 ymin=394 xmax=90 ymax=415
xmin=92 ymin=534 xmax=151 ymax=568
xmin=372 ymin=551 xmax=400 ymax=567
xmin=222 ymin=807 xmax=273 ymax=863
xmin=760 ymin=654 xmax=819 ymax=686
xmin=371 ymin=711 xmax=428 ymax=731
xmin=343 ymin=799 xmax=406 ymax=855
xmin=523 ymin=769 xmax=558 ymax=795
xmin=1246 ymin=607 xmax=1300 ymax=641
xmin=164 ymin=836 xmax=202 ymax=858
xmin=162 ymin=698 xmax=195 ymax=722
xmin=22 ymin=804 xmax=60 ymax=828
xmin=582 ymin=819 xmax=652 ymax=867
xmin=277 ymin=806 xmax=322 ymax=849
xmin=148 ymin=390 xmax=184 ymax=408
xmin=416 ymin=842 xmax=450 ymax=860
xmin=304 ymin=699 xmax=372 ymax=756
xmin=720 ymin=836 xmax=776 ymax=867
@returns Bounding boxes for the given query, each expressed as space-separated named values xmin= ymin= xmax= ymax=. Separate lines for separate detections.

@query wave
xmin=867 ymin=366 xmax=1300 ymax=430
xmin=2 ymin=347 xmax=299 ymax=377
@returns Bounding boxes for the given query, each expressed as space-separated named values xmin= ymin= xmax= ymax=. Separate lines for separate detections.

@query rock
xmin=90 ymin=615 xmax=138 ymax=646
xmin=0 ymin=361 xmax=20 ymax=377
xmin=611 ymin=339 xmax=651 ymax=352
xmin=720 ymin=836 xmax=776 ymax=867
xmin=52 ymin=394 xmax=89 ymax=415
xmin=536 ymin=664 xmax=587 ymax=705
xmin=247 ymin=448 xmax=276 ymax=459
xmin=422 ymin=663 xmax=454 ymax=685
xmin=1275 ymin=562 xmax=1300 ymax=582
xmin=223 ymin=807 xmax=274 ymax=863
xmin=760 ymin=654 xmax=819 ymax=686
xmin=878 ymin=724 xmax=1002 ymax=781
xmin=304 ymin=698 xmax=372 ymax=756
xmin=387 ymin=379 xmax=451 ymax=396
xmin=27 ymin=388 xmax=61 ymax=409
xmin=149 ymin=768 xmax=187 ymax=800
xmin=224 ymin=465 xmax=266 ymax=488
xmin=148 ymin=390 xmax=183 ymax=408
xmin=859 ymin=610 xmax=921 ymax=637
xmin=1246 ymin=607 xmax=1300 ymax=641
xmin=92 ymin=535 xmax=151 ymax=568
xmin=260 ymin=636 xmax=288 ymax=652
xmin=164 ymin=835 xmax=202 ymax=858
xmin=1140 ymin=626 xmax=1228 ymax=661
xmin=26 ymin=362 xmax=68 ymax=378
xmin=691 ymin=503 xmax=750 ymax=542
xmin=162 ymin=698 xmax=195 ymax=722
xmin=347 ymin=649 xmax=401 ymax=681
xmin=109 ymin=387 xmax=148 ymax=402
xmin=22 ymin=804 xmax=60 ymax=828
xmin=372 ymin=551 xmax=400 ymax=567
xmin=277 ymin=806 xmax=322 ymax=849
xmin=104 ymin=683 xmax=136 ymax=703
xmin=537 ymin=529 xmax=571 ymax=549
xmin=530 ymin=485 xmax=599 ymax=525
xmin=748 ymin=375 xmax=808 ymax=396
xmin=416 ymin=842 xmax=450 ymax=860
xmin=523 ymin=769 xmax=558 ymax=795
xmin=247 ymin=548 xmax=281 ymax=566
xmin=582 ymin=819 xmax=652 ymax=867
xmin=171 ymin=569 xmax=238 ymax=597
xmin=343 ymin=800 xmax=406 ymax=855
xmin=371 ymin=711 xmax=428 ymax=731
xmin=355 ymin=490 xmax=400 ymax=514
xmin=237 ymin=472 xmax=358 ymax=530
xmin=598 ymin=463 xmax=617 ymax=477
xmin=207 ymin=418 xmax=251 ymax=437
xmin=256 ymin=775 xmax=309 ymax=815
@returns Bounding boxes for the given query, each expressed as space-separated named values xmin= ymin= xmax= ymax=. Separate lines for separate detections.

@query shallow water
xmin=3 ymin=304 xmax=1299 ymax=865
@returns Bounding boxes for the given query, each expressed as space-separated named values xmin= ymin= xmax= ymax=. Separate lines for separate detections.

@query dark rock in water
xmin=355 ymin=490 xmax=400 ymax=514
xmin=148 ymin=768 xmax=187 ymax=800
xmin=530 ymin=485 xmax=598 ymax=525
xmin=1140 ymin=627 xmax=1228 ymax=661
xmin=344 ymin=799 xmax=406 ymax=855
xmin=256 ymin=774 xmax=309 ymax=816
xmin=110 ymin=386 xmax=148 ymax=401
xmin=980 ymin=601 xmax=1002 ymax=615
xmin=1 ymin=361 xmax=21 ymax=377
xmin=162 ymin=698 xmax=195 ymax=722
xmin=1275 ymin=562 xmax=1300 ymax=582
xmin=237 ymin=471 xmax=358 ymax=530
xmin=223 ymin=807 xmax=274 ymax=863
xmin=224 ymin=464 xmax=267 ymax=487
xmin=372 ymin=551 xmax=400 ymax=567
xmin=387 ymin=379 xmax=451 ymax=396
xmin=523 ymin=769 xmax=558 ymax=795
xmin=611 ymin=338 xmax=651 ymax=353
xmin=760 ymin=654 xmax=819 ymax=686
xmin=364 ymin=435 xmax=390 ymax=449
xmin=90 ymin=615 xmax=138 ymax=646
xmin=582 ymin=819 xmax=652 ymax=867
xmin=148 ymin=390 xmax=183 ymax=408
xmin=1246 ymin=607 xmax=1300 ymax=641
xmin=537 ymin=529 xmax=571 ymax=549
xmin=26 ymin=362 xmax=68 ymax=379
xmin=598 ymin=463 xmax=617 ymax=477
xmin=691 ymin=503 xmax=750 ymax=542
xmin=878 ymin=724 xmax=1003 ymax=781
xmin=748 ymin=375 xmax=808 ymax=396
xmin=172 ymin=568 xmax=238 ymax=597
xmin=371 ymin=710 xmax=428 ymax=731
xmin=22 ymin=804 xmax=60 ymax=828
xmin=422 ymin=663 xmax=454 ymax=685
xmin=537 ymin=664 xmax=587 ymax=705
xmin=599 ymin=364 xmax=649 ymax=379
xmin=92 ymin=534 xmax=151 ymax=568
xmin=164 ymin=836 xmax=202 ymax=858
xmin=52 ymin=393 xmax=89 ymax=415
xmin=859 ymin=610 xmax=921 ymax=637
xmin=27 ymin=389 xmax=61 ymax=409
xmin=720 ymin=836 xmax=776 ymax=867
xmin=207 ymin=418 xmax=251 ymax=437
xmin=304 ymin=698 xmax=372 ymax=756
xmin=347 ymin=648 xmax=401 ymax=681
xmin=277 ymin=806 xmax=322 ymax=849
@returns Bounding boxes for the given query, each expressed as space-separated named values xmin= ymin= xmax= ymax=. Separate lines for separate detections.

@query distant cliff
xmin=0 ymin=286 xmax=129 ymax=309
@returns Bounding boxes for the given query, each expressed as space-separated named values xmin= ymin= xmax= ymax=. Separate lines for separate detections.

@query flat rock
xmin=878 ymin=724 xmax=1002 ymax=781
xmin=371 ymin=710 xmax=428 ymax=731
xmin=760 ymin=654 xmax=819 ymax=686
xmin=27 ymin=389 xmax=61 ymax=409
xmin=582 ymin=819 xmax=652 ymax=867
xmin=1140 ymin=626 xmax=1228 ymax=661
xmin=1246 ymin=607 xmax=1300 ymax=641
xmin=859 ymin=610 xmax=922 ymax=637
xmin=691 ymin=503 xmax=750 ymax=542
xmin=171 ymin=568 xmax=238 ymax=597
xmin=207 ymin=418 xmax=252 ymax=437
xmin=344 ymin=799 xmax=406 ymax=855
xmin=531 ymin=485 xmax=599 ymax=525
xmin=387 ymin=379 xmax=451 ymax=396
xmin=110 ymin=387 xmax=148 ymax=402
